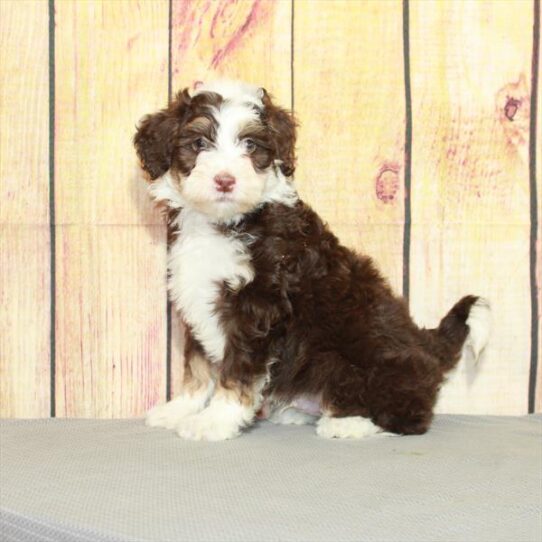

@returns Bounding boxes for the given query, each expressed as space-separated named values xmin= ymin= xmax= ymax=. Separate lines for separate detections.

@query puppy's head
xmin=134 ymin=81 xmax=297 ymax=222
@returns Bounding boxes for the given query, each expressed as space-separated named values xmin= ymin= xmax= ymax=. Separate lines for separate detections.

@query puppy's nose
xmin=214 ymin=173 xmax=236 ymax=193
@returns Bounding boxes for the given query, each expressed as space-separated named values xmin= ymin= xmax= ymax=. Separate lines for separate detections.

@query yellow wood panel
xmin=171 ymin=0 xmax=292 ymax=104
xmin=0 ymin=1 xmax=50 ymax=417
xmin=55 ymin=1 xmax=169 ymax=416
xmin=55 ymin=0 xmax=168 ymax=226
xmin=55 ymin=226 xmax=166 ymax=417
xmin=294 ymin=0 xmax=405 ymax=293
xmin=0 ymin=228 xmax=50 ymax=417
xmin=169 ymin=0 xmax=293 ymax=395
xmin=536 ymin=3 xmax=541 ymax=413
xmin=409 ymin=0 xmax=533 ymax=414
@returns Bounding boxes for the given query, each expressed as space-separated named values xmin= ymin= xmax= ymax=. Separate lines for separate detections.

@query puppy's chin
xmin=181 ymin=195 xmax=261 ymax=223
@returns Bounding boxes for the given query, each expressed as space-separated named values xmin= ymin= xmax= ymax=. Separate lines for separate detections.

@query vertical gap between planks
xmin=166 ymin=0 xmax=173 ymax=402
xmin=291 ymin=0 xmax=295 ymax=112
xmin=48 ymin=0 xmax=56 ymax=418
xmin=529 ymin=0 xmax=540 ymax=413
xmin=402 ymin=0 xmax=412 ymax=302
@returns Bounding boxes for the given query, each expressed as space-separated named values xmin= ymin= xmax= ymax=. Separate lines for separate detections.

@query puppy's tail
xmin=427 ymin=296 xmax=491 ymax=372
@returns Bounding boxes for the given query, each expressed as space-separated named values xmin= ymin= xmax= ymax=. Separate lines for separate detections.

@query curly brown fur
xmin=215 ymin=202 xmax=481 ymax=435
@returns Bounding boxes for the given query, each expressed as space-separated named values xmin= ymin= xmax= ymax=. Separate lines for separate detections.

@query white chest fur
xmin=168 ymin=210 xmax=254 ymax=362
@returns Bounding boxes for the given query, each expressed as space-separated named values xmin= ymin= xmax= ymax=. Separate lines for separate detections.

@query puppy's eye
xmin=192 ymin=138 xmax=209 ymax=152
xmin=242 ymin=138 xmax=257 ymax=154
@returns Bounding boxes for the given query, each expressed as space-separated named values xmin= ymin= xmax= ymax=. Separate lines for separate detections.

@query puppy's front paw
xmin=146 ymin=395 xmax=202 ymax=429
xmin=176 ymin=411 xmax=241 ymax=441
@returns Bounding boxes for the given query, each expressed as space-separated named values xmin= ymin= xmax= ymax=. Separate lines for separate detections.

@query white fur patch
xmin=176 ymin=394 xmax=256 ymax=441
xmin=146 ymin=383 xmax=213 ymax=429
xmin=316 ymin=416 xmax=390 ymax=439
xmin=259 ymin=168 xmax=298 ymax=207
xmin=148 ymin=171 xmax=184 ymax=209
xmin=465 ymin=298 xmax=491 ymax=360
xmin=168 ymin=209 xmax=254 ymax=362
xmin=194 ymin=80 xmax=264 ymax=108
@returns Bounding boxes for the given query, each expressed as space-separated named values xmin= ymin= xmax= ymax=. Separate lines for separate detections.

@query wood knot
xmin=504 ymin=97 xmax=521 ymax=121
xmin=496 ymin=75 xmax=529 ymax=147
xmin=375 ymin=165 xmax=400 ymax=204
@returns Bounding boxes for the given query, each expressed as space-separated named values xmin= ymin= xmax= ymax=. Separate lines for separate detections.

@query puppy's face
xmin=134 ymin=82 xmax=296 ymax=222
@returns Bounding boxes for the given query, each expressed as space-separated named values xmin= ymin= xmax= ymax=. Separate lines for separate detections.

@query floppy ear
xmin=134 ymin=89 xmax=191 ymax=180
xmin=260 ymin=89 xmax=297 ymax=177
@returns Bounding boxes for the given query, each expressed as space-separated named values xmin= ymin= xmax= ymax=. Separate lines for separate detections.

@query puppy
xmin=134 ymin=80 xmax=491 ymax=441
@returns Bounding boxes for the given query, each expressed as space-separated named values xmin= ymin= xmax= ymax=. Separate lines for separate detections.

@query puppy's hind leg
xmin=314 ymin=349 xmax=436 ymax=439
xmin=315 ymin=358 xmax=391 ymax=440
xmin=369 ymin=348 xmax=442 ymax=436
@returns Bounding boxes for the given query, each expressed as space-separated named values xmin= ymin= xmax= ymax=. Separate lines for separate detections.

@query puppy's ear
xmin=260 ymin=89 xmax=297 ymax=177
xmin=134 ymin=88 xmax=191 ymax=180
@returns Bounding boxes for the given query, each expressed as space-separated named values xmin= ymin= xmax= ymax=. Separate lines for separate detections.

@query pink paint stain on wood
xmin=126 ymin=33 xmax=140 ymax=51
xmin=173 ymin=0 xmax=204 ymax=54
xmin=375 ymin=163 xmax=400 ymax=203
xmin=142 ymin=319 xmax=165 ymax=409
xmin=209 ymin=0 xmax=269 ymax=69
xmin=171 ymin=0 xmax=213 ymax=77
xmin=171 ymin=0 xmax=271 ymax=75
xmin=210 ymin=0 xmax=238 ymax=39
xmin=446 ymin=146 xmax=458 ymax=160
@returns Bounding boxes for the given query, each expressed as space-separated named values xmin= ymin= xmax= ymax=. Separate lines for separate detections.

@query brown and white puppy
xmin=134 ymin=80 xmax=491 ymax=441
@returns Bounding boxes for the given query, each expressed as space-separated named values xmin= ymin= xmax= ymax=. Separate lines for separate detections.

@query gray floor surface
xmin=1 ymin=415 xmax=541 ymax=542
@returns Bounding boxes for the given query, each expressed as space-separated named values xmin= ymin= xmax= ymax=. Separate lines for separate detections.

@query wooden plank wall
xmin=53 ymin=0 xmax=170 ymax=417
xmin=1 ymin=0 xmax=50 ymax=417
xmin=410 ymin=1 xmax=534 ymax=414
xmin=295 ymin=0 xmax=405 ymax=293
xmin=0 ymin=0 xmax=540 ymax=418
